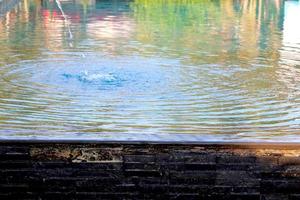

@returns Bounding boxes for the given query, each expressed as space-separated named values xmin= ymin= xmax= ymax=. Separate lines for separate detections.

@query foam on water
xmin=63 ymin=71 xmax=118 ymax=83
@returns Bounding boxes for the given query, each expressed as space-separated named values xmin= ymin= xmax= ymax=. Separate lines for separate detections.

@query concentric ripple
xmin=0 ymin=0 xmax=300 ymax=141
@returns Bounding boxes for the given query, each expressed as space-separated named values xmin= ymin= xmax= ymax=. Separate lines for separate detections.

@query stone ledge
xmin=1 ymin=142 xmax=300 ymax=199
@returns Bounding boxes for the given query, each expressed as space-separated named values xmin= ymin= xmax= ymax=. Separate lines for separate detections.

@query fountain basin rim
xmin=2 ymin=139 xmax=300 ymax=148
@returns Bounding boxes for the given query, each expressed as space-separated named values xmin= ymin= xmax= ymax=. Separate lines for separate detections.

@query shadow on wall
xmin=1 ymin=142 xmax=300 ymax=199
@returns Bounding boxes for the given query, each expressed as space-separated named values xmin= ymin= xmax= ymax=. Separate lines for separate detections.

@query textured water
xmin=0 ymin=0 xmax=300 ymax=141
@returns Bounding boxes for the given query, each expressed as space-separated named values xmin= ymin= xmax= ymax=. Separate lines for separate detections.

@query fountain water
xmin=55 ymin=0 xmax=73 ymax=47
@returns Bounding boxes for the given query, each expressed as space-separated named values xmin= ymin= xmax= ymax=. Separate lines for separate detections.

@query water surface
xmin=0 ymin=0 xmax=300 ymax=141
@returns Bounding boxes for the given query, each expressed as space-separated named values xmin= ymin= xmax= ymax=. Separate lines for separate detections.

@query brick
xmin=279 ymin=157 xmax=300 ymax=165
xmin=261 ymin=180 xmax=300 ymax=193
xmin=216 ymin=171 xmax=260 ymax=187
xmin=217 ymin=155 xmax=256 ymax=164
xmin=290 ymin=194 xmax=300 ymax=200
xmin=184 ymin=163 xmax=216 ymax=170
xmin=124 ymin=169 xmax=162 ymax=177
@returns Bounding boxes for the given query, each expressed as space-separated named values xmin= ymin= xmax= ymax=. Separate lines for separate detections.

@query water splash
xmin=63 ymin=70 xmax=118 ymax=83
xmin=80 ymin=71 xmax=117 ymax=82
xmin=55 ymin=0 xmax=73 ymax=47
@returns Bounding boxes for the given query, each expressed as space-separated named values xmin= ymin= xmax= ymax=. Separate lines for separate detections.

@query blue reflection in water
xmin=26 ymin=54 xmax=178 ymax=97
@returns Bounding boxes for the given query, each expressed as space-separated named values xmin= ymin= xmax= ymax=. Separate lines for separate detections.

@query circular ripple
xmin=1 ymin=52 xmax=300 ymax=141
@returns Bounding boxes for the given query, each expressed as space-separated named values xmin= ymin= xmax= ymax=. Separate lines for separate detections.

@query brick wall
xmin=1 ymin=142 xmax=300 ymax=199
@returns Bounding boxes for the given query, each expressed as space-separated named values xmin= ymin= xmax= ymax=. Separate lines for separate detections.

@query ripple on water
xmin=0 ymin=52 xmax=300 ymax=141
xmin=2 ymin=55 xmax=178 ymax=96
xmin=1 ymin=0 xmax=300 ymax=141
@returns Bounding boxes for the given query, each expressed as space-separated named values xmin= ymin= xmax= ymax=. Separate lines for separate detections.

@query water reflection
xmin=0 ymin=0 xmax=300 ymax=141
xmin=281 ymin=0 xmax=300 ymax=66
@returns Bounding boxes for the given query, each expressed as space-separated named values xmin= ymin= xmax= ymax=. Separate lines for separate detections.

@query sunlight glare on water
xmin=0 ymin=0 xmax=300 ymax=141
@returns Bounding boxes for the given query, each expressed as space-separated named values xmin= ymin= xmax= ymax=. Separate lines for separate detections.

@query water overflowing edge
xmin=2 ymin=138 xmax=300 ymax=146
xmin=1 ymin=132 xmax=300 ymax=143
